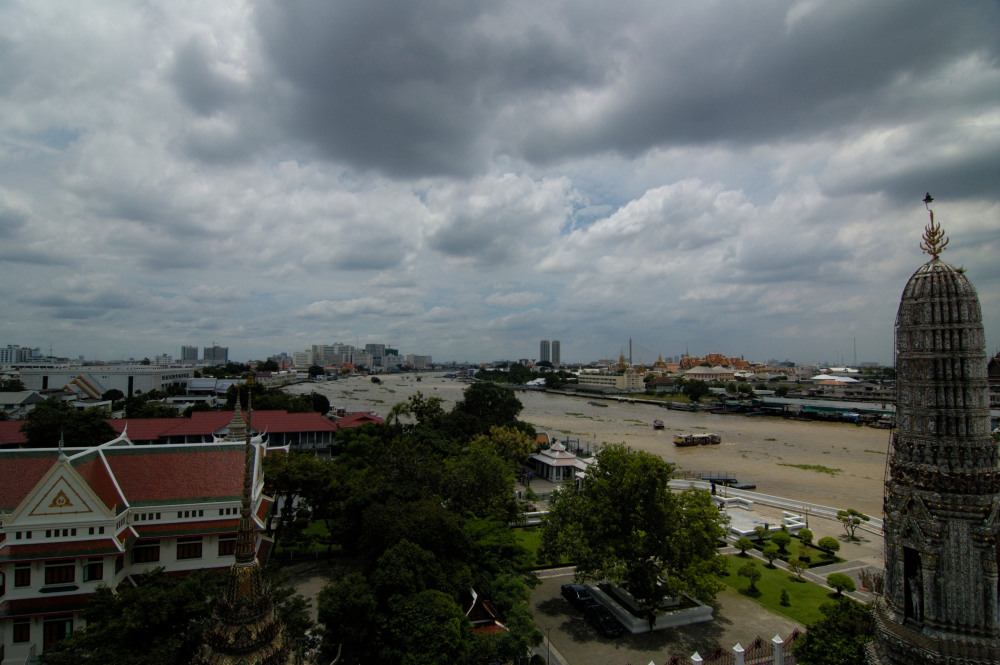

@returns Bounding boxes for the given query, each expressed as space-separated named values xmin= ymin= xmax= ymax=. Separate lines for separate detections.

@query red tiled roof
xmin=256 ymin=496 xmax=274 ymax=524
xmin=0 ymin=593 xmax=91 ymax=619
xmin=134 ymin=518 xmax=239 ymax=538
xmin=337 ymin=412 xmax=385 ymax=428
xmin=73 ymin=454 xmax=125 ymax=511
xmin=104 ymin=447 xmax=244 ymax=504
xmin=0 ymin=452 xmax=56 ymax=510
xmin=162 ymin=410 xmax=337 ymax=437
xmin=0 ymin=421 xmax=27 ymax=446
xmin=0 ymin=538 xmax=121 ymax=563
xmin=109 ymin=418 xmax=182 ymax=442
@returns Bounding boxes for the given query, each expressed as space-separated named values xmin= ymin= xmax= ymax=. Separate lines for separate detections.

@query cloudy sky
xmin=1 ymin=1 xmax=997 ymax=365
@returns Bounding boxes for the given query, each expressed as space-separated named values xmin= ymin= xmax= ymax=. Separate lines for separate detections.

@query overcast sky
xmin=1 ymin=1 xmax=997 ymax=365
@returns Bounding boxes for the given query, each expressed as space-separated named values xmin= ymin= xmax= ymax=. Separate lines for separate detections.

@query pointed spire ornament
xmin=918 ymin=192 xmax=949 ymax=259
xmin=194 ymin=370 xmax=293 ymax=665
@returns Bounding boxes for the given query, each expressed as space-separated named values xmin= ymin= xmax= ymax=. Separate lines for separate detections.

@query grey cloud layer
xmin=0 ymin=0 xmax=997 ymax=363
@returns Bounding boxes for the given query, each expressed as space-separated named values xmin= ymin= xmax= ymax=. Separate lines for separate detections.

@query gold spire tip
xmin=919 ymin=193 xmax=948 ymax=259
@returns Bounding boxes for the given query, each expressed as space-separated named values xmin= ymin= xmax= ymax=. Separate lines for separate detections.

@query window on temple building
xmin=14 ymin=563 xmax=30 ymax=587
xmin=44 ymin=562 xmax=75 ymax=585
xmin=83 ymin=558 xmax=103 ymax=582
xmin=218 ymin=534 xmax=237 ymax=556
xmin=132 ymin=539 xmax=160 ymax=564
xmin=43 ymin=615 xmax=73 ymax=650
xmin=176 ymin=536 xmax=203 ymax=560
xmin=13 ymin=619 xmax=30 ymax=643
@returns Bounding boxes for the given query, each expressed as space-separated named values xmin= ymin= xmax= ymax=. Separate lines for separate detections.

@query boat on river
xmin=652 ymin=419 xmax=665 ymax=430
xmin=588 ymin=401 xmax=609 ymax=407
xmin=673 ymin=433 xmax=721 ymax=446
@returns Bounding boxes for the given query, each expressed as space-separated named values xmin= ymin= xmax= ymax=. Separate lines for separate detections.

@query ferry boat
xmin=673 ymin=433 xmax=721 ymax=447
xmin=652 ymin=419 xmax=665 ymax=430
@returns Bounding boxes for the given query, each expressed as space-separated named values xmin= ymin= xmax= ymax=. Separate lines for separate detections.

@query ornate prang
xmin=919 ymin=193 xmax=949 ymax=259
xmin=868 ymin=197 xmax=999 ymax=665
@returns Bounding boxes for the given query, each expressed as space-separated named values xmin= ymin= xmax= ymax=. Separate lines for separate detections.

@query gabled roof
xmin=0 ymin=391 xmax=46 ymax=407
xmin=336 ymin=412 xmax=384 ymax=428
xmin=102 ymin=445 xmax=246 ymax=505
xmin=0 ymin=450 xmax=58 ymax=510
xmin=72 ymin=452 xmax=126 ymax=512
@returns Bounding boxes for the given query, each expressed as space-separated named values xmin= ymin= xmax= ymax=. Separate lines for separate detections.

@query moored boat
xmin=653 ymin=419 xmax=664 ymax=430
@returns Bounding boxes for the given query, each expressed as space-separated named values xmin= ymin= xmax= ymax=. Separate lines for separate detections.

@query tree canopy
xmin=793 ymin=599 xmax=874 ymax=665
xmin=21 ymin=397 xmax=117 ymax=448
xmin=540 ymin=443 xmax=726 ymax=608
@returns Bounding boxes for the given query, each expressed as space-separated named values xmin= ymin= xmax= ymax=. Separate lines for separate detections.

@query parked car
xmin=584 ymin=604 xmax=624 ymax=638
xmin=560 ymin=584 xmax=596 ymax=609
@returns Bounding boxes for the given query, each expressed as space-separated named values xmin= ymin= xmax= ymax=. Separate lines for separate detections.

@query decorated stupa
xmin=868 ymin=196 xmax=1000 ymax=664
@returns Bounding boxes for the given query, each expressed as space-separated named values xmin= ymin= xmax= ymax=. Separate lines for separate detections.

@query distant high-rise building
xmin=551 ymin=340 xmax=561 ymax=366
xmin=181 ymin=345 xmax=199 ymax=363
xmin=540 ymin=340 xmax=551 ymax=363
xmin=203 ymin=345 xmax=228 ymax=365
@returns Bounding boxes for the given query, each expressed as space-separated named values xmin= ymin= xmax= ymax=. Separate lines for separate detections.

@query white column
xmin=733 ymin=642 xmax=745 ymax=665
xmin=772 ymin=634 xmax=784 ymax=665
xmin=691 ymin=652 xmax=703 ymax=664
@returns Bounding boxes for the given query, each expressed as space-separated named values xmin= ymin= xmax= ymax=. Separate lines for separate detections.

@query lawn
xmin=513 ymin=526 xmax=571 ymax=567
xmin=721 ymin=554 xmax=843 ymax=626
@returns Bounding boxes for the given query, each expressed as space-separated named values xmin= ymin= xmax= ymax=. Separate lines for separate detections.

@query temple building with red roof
xmin=0 ymin=425 xmax=274 ymax=663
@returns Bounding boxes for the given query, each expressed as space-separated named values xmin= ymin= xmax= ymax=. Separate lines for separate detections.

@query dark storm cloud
xmin=254 ymin=0 xmax=606 ymax=176
xmin=171 ymin=39 xmax=241 ymax=117
xmin=253 ymin=0 xmax=998 ymax=179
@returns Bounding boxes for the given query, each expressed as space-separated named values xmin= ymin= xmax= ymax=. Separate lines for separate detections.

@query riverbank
xmin=288 ymin=374 xmax=889 ymax=517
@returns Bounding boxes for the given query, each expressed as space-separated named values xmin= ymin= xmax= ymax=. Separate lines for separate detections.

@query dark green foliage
xmin=817 ymin=536 xmax=841 ymax=556
xmin=39 ymin=569 xmax=224 ymax=665
xmin=308 ymin=365 xmax=325 ymax=378
xmin=826 ymin=573 xmax=856 ymax=597
xmin=735 ymin=536 xmax=754 ymax=555
xmin=793 ymin=599 xmax=874 ymax=665
xmin=0 ymin=378 xmax=26 ymax=391
xmin=837 ymin=509 xmax=869 ymax=539
xmin=762 ymin=544 xmax=779 ymax=567
xmin=797 ymin=528 xmax=813 ymax=545
xmin=738 ymin=560 xmax=761 ymax=593
xmin=780 ymin=588 xmax=791 ymax=606
xmin=682 ymin=379 xmax=710 ymax=403
xmin=770 ymin=530 xmax=792 ymax=553
xmin=309 ymin=382 xmax=541 ymax=664
xmin=541 ymin=443 xmax=726 ymax=607
xmin=21 ymin=397 xmax=117 ymax=448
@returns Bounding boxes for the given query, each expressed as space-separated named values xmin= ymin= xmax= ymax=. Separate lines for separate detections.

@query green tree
xmin=310 ymin=391 xmax=331 ymax=415
xmin=21 ymin=398 xmax=117 ymax=448
xmin=793 ymin=599 xmax=874 ymax=665
xmin=308 ymin=364 xmax=325 ymax=378
xmin=442 ymin=439 xmax=520 ymax=523
xmin=683 ymin=379 xmax=710 ymax=403
xmin=0 ymin=378 xmax=27 ymax=391
xmin=40 ymin=569 xmax=224 ymax=665
xmin=837 ymin=508 xmax=869 ymax=540
xmin=817 ymin=536 xmax=841 ymax=557
xmin=451 ymin=382 xmax=523 ymax=435
xmin=787 ymin=557 xmax=807 ymax=581
xmin=473 ymin=425 xmax=536 ymax=471
xmin=827 ymin=573 xmax=856 ymax=597
xmin=771 ymin=530 xmax=792 ymax=553
xmin=541 ymin=443 xmax=726 ymax=607
xmin=798 ymin=528 xmax=813 ymax=545
xmin=735 ymin=536 xmax=754 ymax=556
xmin=257 ymin=359 xmax=280 ymax=372
xmin=762 ymin=544 xmax=780 ymax=567
xmin=738 ymin=560 xmax=761 ymax=593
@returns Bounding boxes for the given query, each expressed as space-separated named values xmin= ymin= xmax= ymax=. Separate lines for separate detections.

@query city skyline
xmin=1 ymin=2 xmax=997 ymax=365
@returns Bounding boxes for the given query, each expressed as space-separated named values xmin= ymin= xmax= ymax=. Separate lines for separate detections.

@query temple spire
xmin=194 ymin=371 xmax=292 ymax=665
xmin=919 ymin=192 xmax=949 ymax=259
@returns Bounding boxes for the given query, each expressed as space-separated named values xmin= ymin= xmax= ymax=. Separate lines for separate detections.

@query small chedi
xmin=867 ymin=196 xmax=1000 ymax=664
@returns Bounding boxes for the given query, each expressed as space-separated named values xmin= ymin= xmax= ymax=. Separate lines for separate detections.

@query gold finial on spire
xmin=919 ymin=192 xmax=948 ymax=259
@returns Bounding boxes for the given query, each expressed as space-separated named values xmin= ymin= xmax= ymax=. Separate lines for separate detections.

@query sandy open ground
xmin=290 ymin=373 xmax=890 ymax=517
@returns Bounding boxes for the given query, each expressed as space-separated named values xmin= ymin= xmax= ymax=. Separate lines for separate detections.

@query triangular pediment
xmin=900 ymin=514 xmax=931 ymax=550
xmin=898 ymin=490 xmax=934 ymax=523
xmin=9 ymin=459 xmax=113 ymax=524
